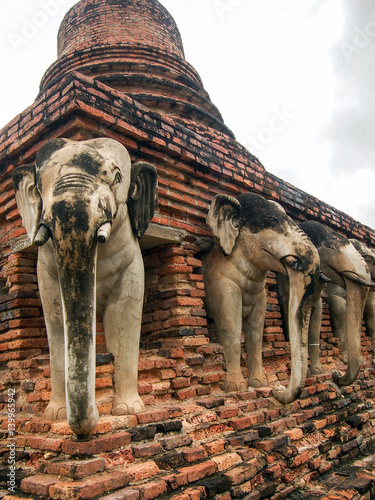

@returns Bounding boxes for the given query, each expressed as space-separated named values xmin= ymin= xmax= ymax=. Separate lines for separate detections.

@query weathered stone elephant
xmin=201 ymin=193 xmax=320 ymax=404
xmin=13 ymin=138 xmax=158 ymax=436
xmin=351 ymin=240 xmax=375 ymax=358
xmin=326 ymin=239 xmax=375 ymax=362
xmin=299 ymin=221 xmax=372 ymax=386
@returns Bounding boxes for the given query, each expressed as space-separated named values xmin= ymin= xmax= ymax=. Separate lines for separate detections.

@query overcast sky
xmin=1 ymin=0 xmax=374 ymax=229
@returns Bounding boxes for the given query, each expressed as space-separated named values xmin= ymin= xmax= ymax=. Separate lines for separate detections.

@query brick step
xmin=2 ymin=375 xmax=375 ymax=499
xmin=295 ymin=453 xmax=375 ymax=499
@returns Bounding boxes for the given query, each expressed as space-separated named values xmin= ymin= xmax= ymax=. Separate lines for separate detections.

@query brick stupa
xmin=1 ymin=0 xmax=375 ymax=498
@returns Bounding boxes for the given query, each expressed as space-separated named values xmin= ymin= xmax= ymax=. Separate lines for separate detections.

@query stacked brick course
xmin=2 ymin=373 xmax=375 ymax=499
xmin=0 ymin=0 xmax=375 ymax=498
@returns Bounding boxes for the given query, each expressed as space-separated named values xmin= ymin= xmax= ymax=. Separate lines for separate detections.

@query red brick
xmin=182 ymin=447 xmax=207 ymax=463
xmin=134 ymin=480 xmax=168 ymax=499
xmin=224 ymin=457 xmax=266 ymax=485
xmin=136 ymin=410 xmax=169 ymax=424
xmin=159 ymin=434 xmax=193 ymax=451
xmin=170 ymin=378 xmax=191 ymax=390
xmin=229 ymin=417 xmax=252 ymax=431
xmin=49 ymin=471 xmax=126 ymax=499
xmin=103 ymin=449 xmax=135 ymax=468
xmin=166 ymin=461 xmax=217 ymax=489
xmin=124 ymin=462 xmax=160 ymax=483
xmin=173 ymin=388 xmax=197 ymax=400
xmin=285 ymin=428 xmax=303 ymax=441
xmin=212 ymin=452 xmax=242 ymax=471
xmin=101 ymin=489 xmax=139 ymax=500
xmin=203 ymin=439 xmax=226 ymax=455
xmin=264 ymin=463 xmax=282 ymax=479
xmin=170 ymin=487 xmax=206 ymax=500
xmin=21 ymin=476 xmax=58 ymax=497
xmin=308 ymin=456 xmax=322 ymax=470
xmin=62 ymin=432 xmax=131 ymax=456
xmin=215 ymin=408 xmax=239 ymax=419
xmin=131 ymin=442 xmax=163 ymax=458
xmin=255 ymin=435 xmax=289 ymax=452
xmin=43 ymin=457 xmax=106 ymax=479
xmin=289 ymin=450 xmax=310 ymax=468
xmin=27 ymin=437 xmax=63 ymax=452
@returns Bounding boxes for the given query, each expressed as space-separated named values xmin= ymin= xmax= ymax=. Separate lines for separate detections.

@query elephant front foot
xmin=308 ymin=363 xmax=326 ymax=376
xmin=112 ymin=395 xmax=145 ymax=416
xmin=44 ymin=400 xmax=67 ymax=421
xmin=222 ymin=372 xmax=247 ymax=393
xmin=249 ymin=373 xmax=269 ymax=389
xmin=272 ymin=381 xmax=298 ymax=404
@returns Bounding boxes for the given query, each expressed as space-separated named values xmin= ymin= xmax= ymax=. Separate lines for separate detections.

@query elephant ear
xmin=268 ymin=200 xmax=287 ymax=214
xmin=12 ymin=165 xmax=41 ymax=244
xmin=207 ymin=194 xmax=241 ymax=255
xmin=128 ymin=161 xmax=158 ymax=239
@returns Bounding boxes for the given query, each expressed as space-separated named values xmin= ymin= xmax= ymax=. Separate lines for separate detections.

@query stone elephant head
xmin=350 ymin=240 xmax=375 ymax=360
xmin=202 ymin=193 xmax=320 ymax=404
xmin=13 ymin=138 xmax=158 ymax=436
xmin=300 ymin=221 xmax=372 ymax=386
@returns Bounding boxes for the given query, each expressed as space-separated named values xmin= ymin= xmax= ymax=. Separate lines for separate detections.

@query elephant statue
xmin=351 ymin=240 xmax=375 ymax=359
xmin=299 ymin=221 xmax=372 ymax=386
xmin=327 ymin=239 xmax=375 ymax=362
xmin=13 ymin=138 xmax=158 ymax=436
xmin=201 ymin=193 xmax=320 ymax=404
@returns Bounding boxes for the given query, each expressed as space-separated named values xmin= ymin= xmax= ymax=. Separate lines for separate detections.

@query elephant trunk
xmin=48 ymin=198 xmax=112 ymax=436
xmin=273 ymin=266 xmax=315 ymax=403
xmin=332 ymin=277 xmax=368 ymax=386
xmin=54 ymin=230 xmax=99 ymax=436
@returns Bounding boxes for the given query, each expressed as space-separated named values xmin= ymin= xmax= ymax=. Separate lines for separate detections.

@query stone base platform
xmin=1 ymin=371 xmax=375 ymax=500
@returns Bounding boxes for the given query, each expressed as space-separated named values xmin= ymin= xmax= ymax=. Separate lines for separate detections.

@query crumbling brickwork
xmin=0 ymin=0 xmax=375 ymax=498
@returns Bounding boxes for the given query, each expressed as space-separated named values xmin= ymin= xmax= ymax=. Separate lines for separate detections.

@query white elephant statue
xmin=299 ymin=221 xmax=372 ymax=385
xmin=201 ymin=193 xmax=321 ymax=404
xmin=13 ymin=138 xmax=158 ymax=436
xmin=350 ymin=239 xmax=375 ymax=359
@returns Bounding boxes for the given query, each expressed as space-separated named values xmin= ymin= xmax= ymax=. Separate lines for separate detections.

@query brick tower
xmin=1 ymin=0 xmax=375 ymax=498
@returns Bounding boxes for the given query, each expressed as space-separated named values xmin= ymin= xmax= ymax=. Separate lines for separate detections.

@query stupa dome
xmin=40 ymin=0 xmax=233 ymax=137
xmin=57 ymin=0 xmax=185 ymax=59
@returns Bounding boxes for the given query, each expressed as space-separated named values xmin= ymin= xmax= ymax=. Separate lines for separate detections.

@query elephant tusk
xmin=340 ymin=270 xmax=374 ymax=288
xmin=97 ymin=222 xmax=112 ymax=244
xmin=34 ymin=225 xmax=51 ymax=247
xmin=319 ymin=271 xmax=332 ymax=283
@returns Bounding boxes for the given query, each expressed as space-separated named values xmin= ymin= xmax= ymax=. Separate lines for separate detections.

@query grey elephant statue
xmin=13 ymin=137 xmax=158 ymax=437
xmin=351 ymin=240 xmax=375 ymax=358
xmin=201 ymin=193 xmax=320 ymax=404
xmin=326 ymin=239 xmax=375 ymax=362
xmin=299 ymin=221 xmax=372 ymax=386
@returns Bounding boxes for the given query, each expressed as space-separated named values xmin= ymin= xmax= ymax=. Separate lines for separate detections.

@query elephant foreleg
xmin=206 ymin=278 xmax=246 ymax=392
xmin=104 ymin=262 xmax=145 ymax=415
xmin=244 ymin=290 xmax=268 ymax=388
xmin=308 ymin=299 xmax=325 ymax=375
xmin=38 ymin=263 xmax=66 ymax=421
xmin=364 ymin=291 xmax=375 ymax=361
xmin=327 ymin=283 xmax=348 ymax=362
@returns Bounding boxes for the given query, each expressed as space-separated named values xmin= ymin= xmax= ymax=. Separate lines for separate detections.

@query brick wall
xmin=0 ymin=71 xmax=374 ymax=498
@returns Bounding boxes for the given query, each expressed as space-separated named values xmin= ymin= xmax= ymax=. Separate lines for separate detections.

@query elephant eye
xmin=326 ymin=242 xmax=337 ymax=250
